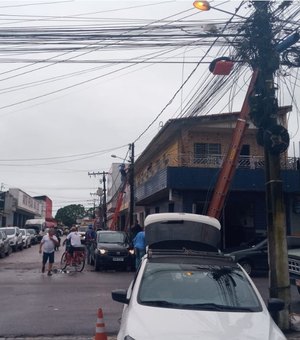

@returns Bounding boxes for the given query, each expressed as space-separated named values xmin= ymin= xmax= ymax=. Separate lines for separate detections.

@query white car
xmin=20 ymin=229 xmax=32 ymax=248
xmin=1 ymin=226 xmax=23 ymax=251
xmin=112 ymin=213 xmax=286 ymax=340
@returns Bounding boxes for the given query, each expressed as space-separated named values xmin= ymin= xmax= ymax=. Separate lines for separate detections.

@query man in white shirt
xmin=65 ymin=226 xmax=82 ymax=257
xmin=39 ymin=228 xmax=59 ymax=276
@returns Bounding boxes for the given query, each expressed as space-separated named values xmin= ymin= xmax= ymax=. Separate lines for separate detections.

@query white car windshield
xmin=2 ymin=229 xmax=14 ymax=235
xmin=138 ymin=262 xmax=262 ymax=312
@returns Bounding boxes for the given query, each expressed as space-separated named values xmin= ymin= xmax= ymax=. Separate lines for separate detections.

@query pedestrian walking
xmin=133 ymin=227 xmax=145 ymax=269
xmin=39 ymin=228 xmax=59 ymax=276
xmin=85 ymin=224 xmax=96 ymax=263
xmin=54 ymin=227 xmax=61 ymax=251
xmin=131 ymin=220 xmax=142 ymax=240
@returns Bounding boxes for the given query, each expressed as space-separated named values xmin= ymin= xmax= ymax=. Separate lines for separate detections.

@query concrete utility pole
xmin=129 ymin=143 xmax=135 ymax=233
xmin=88 ymin=171 xmax=109 ymax=230
xmin=90 ymin=192 xmax=99 ymax=219
xmin=249 ymin=1 xmax=291 ymax=329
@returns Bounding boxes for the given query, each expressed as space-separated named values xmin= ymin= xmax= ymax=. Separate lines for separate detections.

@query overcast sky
xmin=0 ymin=0 xmax=299 ymax=215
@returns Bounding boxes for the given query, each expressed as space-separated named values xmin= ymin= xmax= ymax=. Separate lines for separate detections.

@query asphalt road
xmin=1 ymin=239 xmax=300 ymax=339
xmin=0 ymin=241 xmax=133 ymax=337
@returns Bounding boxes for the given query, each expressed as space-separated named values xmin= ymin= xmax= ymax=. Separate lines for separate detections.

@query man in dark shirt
xmin=131 ymin=220 xmax=142 ymax=240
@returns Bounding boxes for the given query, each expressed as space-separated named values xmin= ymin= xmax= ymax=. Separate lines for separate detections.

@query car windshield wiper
xmin=142 ymin=300 xmax=256 ymax=312
xmin=142 ymin=300 xmax=181 ymax=308
xmin=180 ymin=303 xmax=256 ymax=312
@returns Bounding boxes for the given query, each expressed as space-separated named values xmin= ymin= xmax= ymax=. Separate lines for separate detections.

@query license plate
xmin=296 ymin=279 xmax=300 ymax=287
xmin=113 ymin=257 xmax=124 ymax=262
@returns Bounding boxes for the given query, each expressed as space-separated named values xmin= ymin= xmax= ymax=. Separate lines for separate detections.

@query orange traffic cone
xmin=94 ymin=308 xmax=108 ymax=340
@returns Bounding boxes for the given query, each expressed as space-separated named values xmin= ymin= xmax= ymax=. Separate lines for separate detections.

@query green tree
xmin=86 ymin=206 xmax=96 ymax=218
xmin=55 ymin=204 xmax=85 ymax=227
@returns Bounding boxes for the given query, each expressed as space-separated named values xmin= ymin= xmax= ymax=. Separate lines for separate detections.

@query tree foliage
xmin=55 ymin=204 xmax=85 ymax=227
xmin=85 ymin=207 xmax=96 ymax=219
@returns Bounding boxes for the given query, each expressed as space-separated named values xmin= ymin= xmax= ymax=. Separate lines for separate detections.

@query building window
xmin=194 ymin=143 xmax=221 ymax=164
xmin=155 ymin=206 xmax=160 ymax=213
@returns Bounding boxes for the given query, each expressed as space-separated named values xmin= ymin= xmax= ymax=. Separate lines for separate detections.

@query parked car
xmin=90 ymin=230 xmax=134 ymax=271
xmin=1 ymin=227 xmax=23 ymax=251
xmin=225 ymin=235 xmax=300 ymax=275
xmin=26 ymin=228 xmax=39 ymax=245
xmin=20 ymin=228 xmax=32 ymax=248
xmin=0 ymin=229 xmax=12 ymax=257
xmin=112 ymin=213 xmax=286 ymax=340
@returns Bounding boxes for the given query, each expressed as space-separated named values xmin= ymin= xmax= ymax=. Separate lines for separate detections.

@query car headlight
xmin=124 ymin=336 xmax=135 ymax=340
xmin=129 ymin=249 xmax=135 ymax=255
xmin=99 ymin=248 xmax=107 ymax=255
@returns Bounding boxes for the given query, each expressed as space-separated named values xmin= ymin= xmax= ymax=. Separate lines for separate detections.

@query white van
xmin=24 ymin=219 xmax=56 ymax=241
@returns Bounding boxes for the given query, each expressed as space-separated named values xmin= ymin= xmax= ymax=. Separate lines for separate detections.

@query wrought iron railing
xmin=136 ymin=154 xmax=300 ymax=189
xmin=180 ymin=154 xmax=299 ymax=170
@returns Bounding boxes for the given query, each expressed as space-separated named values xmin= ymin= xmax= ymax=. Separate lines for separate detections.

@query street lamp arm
xmin=193 ymin=1 xmax=246 ymax=19
xmin=111 ymin=154 xmax=129 ymax=162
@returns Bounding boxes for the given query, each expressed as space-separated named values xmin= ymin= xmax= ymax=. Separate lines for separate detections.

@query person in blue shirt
xmin=85 ymin=225 xmax=96 ymax=263
xmin=133 ymin=227 xmax=145 ymax=269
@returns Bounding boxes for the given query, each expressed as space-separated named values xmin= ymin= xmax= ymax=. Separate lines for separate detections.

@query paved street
xmin=0 ymin=242 xmax=133 ymax=337
xmin=1 ymin=242 xmax=300 ymax=339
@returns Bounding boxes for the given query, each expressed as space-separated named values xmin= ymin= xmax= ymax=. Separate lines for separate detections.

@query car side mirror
xmin=267 ymin=298 xmax=284 ymax=312
xmin=111 ymin=289 xmax=129 ymax=305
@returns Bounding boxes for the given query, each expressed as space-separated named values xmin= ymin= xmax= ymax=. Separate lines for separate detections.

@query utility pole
xmin=88 ymin=171 xmax=109 ymax=230
xmin=102 ymin=172 xmax=108 ymax=229
xmin=129 ymin=143 xmax=135 ymax=234
xmin=90 ymin=192 xmax=98 ymax=219
xmin=247 ymin=1 xmax=293 ymax=329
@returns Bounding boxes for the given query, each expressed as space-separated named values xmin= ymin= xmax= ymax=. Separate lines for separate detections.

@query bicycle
xmin=60 ymin=246 xmax=86 ymax=272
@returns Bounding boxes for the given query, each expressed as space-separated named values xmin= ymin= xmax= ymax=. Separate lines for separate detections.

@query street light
xmin=111 ymin=154 xmax=129 ymax=162
xmin=193 ymin=1 xmax=210 ymax=11
xmin=193 ymin=1 xmax=245 ymax=19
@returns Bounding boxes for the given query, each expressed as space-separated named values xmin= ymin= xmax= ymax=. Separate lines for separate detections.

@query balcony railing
xmin=181 ymin=154 xmax=299 ymax=170
xmin=135 ymin=155 xmax=300 ymax=203
xmin=136 ymin=154 xmax=300 ymax=188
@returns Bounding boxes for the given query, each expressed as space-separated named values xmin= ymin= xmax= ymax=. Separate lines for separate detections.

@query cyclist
xmin=64 ymin=226 xmax=82 ymax=258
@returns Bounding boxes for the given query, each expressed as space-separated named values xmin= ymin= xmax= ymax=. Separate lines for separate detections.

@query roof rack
xmin=147 ymin=248 xmax=233 ymax=263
